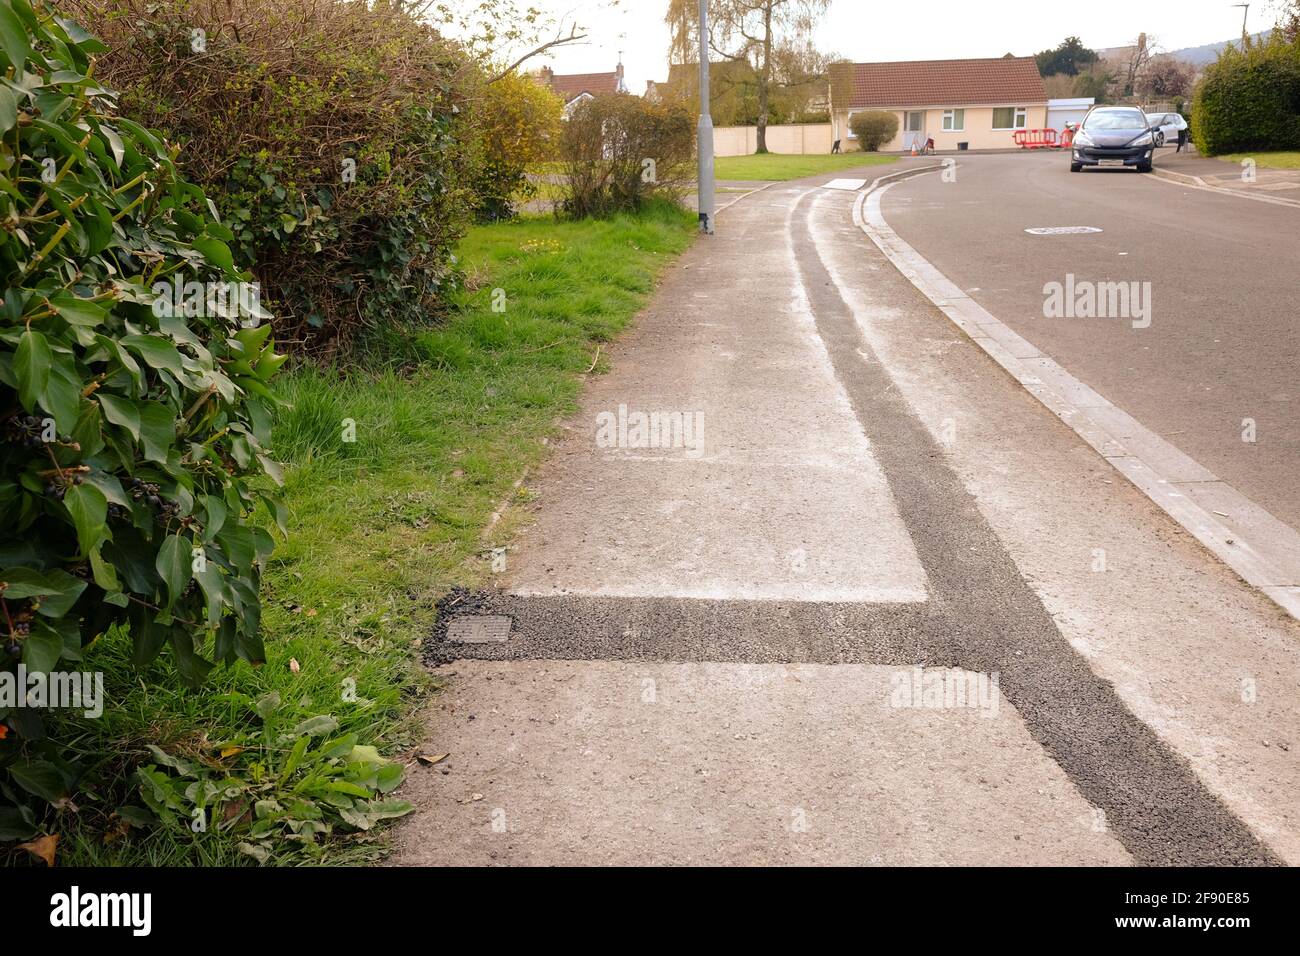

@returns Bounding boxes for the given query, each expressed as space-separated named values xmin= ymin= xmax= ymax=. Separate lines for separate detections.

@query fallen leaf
xmin=305 ymin=609 xmax=318 ymax=618
xmin=19 ymin=834 xmax=58 ymax=867
xmin=288 ymin=657 xmax=300 ymax=674
xmin=219 ymin=745 xmax=245 ymax=759
xmin=417 ymin=752 xmax=450 ymax=767
xmin=0 ymin=724 xmax=8 ymax=740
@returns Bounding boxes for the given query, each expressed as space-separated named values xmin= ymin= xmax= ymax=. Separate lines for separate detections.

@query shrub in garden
xmin=467 ymin=71 xmax=563 ymax=221
xmin=71 ymin=0 xmax=478 ymax=351
xmin=1191 ymin=33 xmax=1300 ymax=155
xmin=0 ymin=1 xmax=285 ymax=844
xmin=560 ymin=95 xmax=695 ymax=219
xmin=849 ymin=110 xmax=900 ymax=151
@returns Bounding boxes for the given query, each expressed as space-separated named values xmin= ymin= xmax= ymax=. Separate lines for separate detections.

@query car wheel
xmin=1154 ymin=132 xmax=1165 ymax=147
xmin=1137 ymin=162 xmax=1153 ymax=173
xmin=1070 ymin=162 xmax=1082 ymax=172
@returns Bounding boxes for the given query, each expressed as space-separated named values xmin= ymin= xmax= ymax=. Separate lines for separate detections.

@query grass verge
xmin=28 ymin=201 xmax=696 ymax=866
xmin=1216 ymin=151 xmax=1300 ymax=169
xmin=715 ymin=152 xmax=897 ymax=180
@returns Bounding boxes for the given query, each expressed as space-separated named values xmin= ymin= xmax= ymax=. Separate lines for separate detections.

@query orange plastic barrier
xmin=1013 ymin=128 xmax=1059 ymax=149
xmin=1058 ymin=127 xmax=1075 ymax=149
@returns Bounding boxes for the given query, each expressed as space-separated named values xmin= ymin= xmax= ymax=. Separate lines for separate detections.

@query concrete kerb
xmin=854 ymin=174 xmax=1300 ymax=622
xmin=1149 ymin=166 xmax=1300 ymax=209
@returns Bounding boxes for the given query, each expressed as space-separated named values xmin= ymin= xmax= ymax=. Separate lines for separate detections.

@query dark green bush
xmin=0 ymin=0 xmax=282 ymax=842
xmin=1192 ymin=33 xmax=1300 ymax=155
xmin=71 ymin=0 xmax=478 ymax=351
xmin=849 ymin=110 xmax=899 ymax=151
xmin=560 ymin=96 xmax=695 ymax=219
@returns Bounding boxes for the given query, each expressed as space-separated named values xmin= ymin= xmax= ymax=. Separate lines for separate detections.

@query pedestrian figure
xmin=1176 ymin=125 xmax=1189 ymax=153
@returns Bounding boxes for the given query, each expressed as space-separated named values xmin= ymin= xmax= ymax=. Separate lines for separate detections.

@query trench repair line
xmin=853 ymin=174 xmax=1300 ymax=622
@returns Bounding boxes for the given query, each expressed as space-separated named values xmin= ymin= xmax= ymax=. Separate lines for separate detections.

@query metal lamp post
xmin=697 ymin=0 xmax=715 ymax=234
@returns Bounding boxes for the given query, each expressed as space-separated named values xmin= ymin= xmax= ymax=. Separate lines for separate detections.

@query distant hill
xmin=1097 ymin=30 xmax=1275 ymax=68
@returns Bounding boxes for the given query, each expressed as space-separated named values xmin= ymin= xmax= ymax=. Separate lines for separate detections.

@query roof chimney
xmin=541 ymin=65 xmax=554 ymax=84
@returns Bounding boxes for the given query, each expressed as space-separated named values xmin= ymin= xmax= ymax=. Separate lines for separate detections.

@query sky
xmin=476 ymin=0 xmax=1281 ymax=95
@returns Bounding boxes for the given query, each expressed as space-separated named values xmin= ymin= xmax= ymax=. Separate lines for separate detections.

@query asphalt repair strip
xmin=425 ymin=183 xmax=1279 ymax=866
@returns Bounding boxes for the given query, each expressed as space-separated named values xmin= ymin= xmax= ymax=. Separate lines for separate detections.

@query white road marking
xmin=823 ymin=178 xmax=867 ymax=191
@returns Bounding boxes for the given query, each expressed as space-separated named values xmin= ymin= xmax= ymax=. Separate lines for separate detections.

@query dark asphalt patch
xmin=422 ymin=186 xmax=1279 ymax=866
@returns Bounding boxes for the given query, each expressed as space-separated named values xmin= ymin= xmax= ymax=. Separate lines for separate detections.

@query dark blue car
xmin=1069 ymin=107 xmax=1158 ymax=173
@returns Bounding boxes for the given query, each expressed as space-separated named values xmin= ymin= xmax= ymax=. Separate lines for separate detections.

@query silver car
xmin=1069 ymin=107 xmax=1159 ymax=173
xmin=1145 ymin=111 xmax=1188 ymax=147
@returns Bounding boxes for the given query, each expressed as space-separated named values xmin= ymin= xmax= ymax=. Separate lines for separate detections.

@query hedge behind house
xmin=1192 ymin=33 xmax=1300 ymax=155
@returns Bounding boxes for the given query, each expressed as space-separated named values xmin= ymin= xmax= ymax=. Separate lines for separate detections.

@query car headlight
xmin=1072 ymin=132 xmax=1093 ymax=147
xmin=1132 ymin=133 xmax=1154 ymax=146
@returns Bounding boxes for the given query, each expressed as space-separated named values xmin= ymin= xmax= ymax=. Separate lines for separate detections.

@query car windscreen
xmin=1084 ymin=111 xmax=1147 ymax=130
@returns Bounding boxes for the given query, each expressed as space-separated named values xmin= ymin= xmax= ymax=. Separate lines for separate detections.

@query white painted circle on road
xmin=1024 ymin=226 xmax=1104 ymax=235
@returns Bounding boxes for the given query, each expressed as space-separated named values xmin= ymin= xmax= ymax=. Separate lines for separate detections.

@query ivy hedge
xmin=0 ymin=0 xmax=282 ymax=841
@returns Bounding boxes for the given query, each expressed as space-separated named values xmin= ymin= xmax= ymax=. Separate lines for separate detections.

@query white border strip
xmin=854 ymin=173 xmax=1300 ymax=621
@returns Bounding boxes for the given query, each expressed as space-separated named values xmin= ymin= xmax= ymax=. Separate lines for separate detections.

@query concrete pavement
xmin=395 ymin=161 xmax=1300 ymax=866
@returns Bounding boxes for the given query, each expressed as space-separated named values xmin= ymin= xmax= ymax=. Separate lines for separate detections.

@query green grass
xmin=1216 ymin=151 xmax=1300 ymax=169
xmin=714 ymin=152 xmax=897 ymax=181
xmin=36 ymin=202 xmax=696 ymax=867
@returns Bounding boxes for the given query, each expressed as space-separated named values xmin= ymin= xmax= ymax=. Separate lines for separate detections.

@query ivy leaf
xmin=0 ymin=567 xmax=87 ymax=617
xmin=14 ymin=327 xmax=50 ymax=411
xmin=9 ymin=761 xmax=66 ymax=804
xmin=48 ymin=292 xmax=109 ymax=327
xmin=21 ymin=626 xmax=63 ymax=673
xmin=192 ymin=235 xmax=235 ymax=272
xmin=0 ymin=85 xmax=16 ymax=135
xmin=63 ymin=482 xmax=108 ymax=557
xmin=121 ymin=334 xmax=184 ymax=374
xmin=0 ymin=2 xmax=32 ymax=73
xmin=155 ymin=534 xmax=189 ymax=611
xmin=97 ymin=392 xmax=140 ymax=441
xmin=40 ymin=358 xmax=82 ymax=435
xmin=137 ymin=402 xmax=176 ymax=463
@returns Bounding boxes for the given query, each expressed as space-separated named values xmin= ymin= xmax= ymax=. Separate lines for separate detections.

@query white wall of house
xmin=833 ymin=104 xmax=1049 ymax=152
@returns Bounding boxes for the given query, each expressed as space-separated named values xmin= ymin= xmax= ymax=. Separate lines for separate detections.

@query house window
xmin=942 ymin=109 xmax=965 ymax=131
xmin=993 ymin=107 xmax=1028 ymax=130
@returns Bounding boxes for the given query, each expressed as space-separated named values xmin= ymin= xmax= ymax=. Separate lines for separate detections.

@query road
xmin=394 ymin=159 xmax=1300 ymax=867
xmin=881 ymin=150 xmax=1300 ymax=532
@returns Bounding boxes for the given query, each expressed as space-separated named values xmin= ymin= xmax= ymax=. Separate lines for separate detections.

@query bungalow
xmin=829 ymin=55 xmax=1048 ymax=152
xmin=535 ymin=63 xmax=627 ymax=117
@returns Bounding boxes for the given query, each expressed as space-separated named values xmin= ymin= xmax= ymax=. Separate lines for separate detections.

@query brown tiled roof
xmin=830 ymin=56 xmax=1046 ymax=109
xmin=544 ymin=71 xmax=620 ymax=103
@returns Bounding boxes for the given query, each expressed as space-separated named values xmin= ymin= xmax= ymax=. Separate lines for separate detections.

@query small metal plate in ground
xmin=1024 ymin=226 xmax=1103 ymax=235
xmin=445 ymin=615 xmax=512 ymax=644
xmin=823 ymin=178 xmax=867 ymax=191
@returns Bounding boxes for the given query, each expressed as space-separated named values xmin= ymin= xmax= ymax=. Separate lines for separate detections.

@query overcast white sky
xmin=489 ymin=0 xmax=1278 ymax=94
